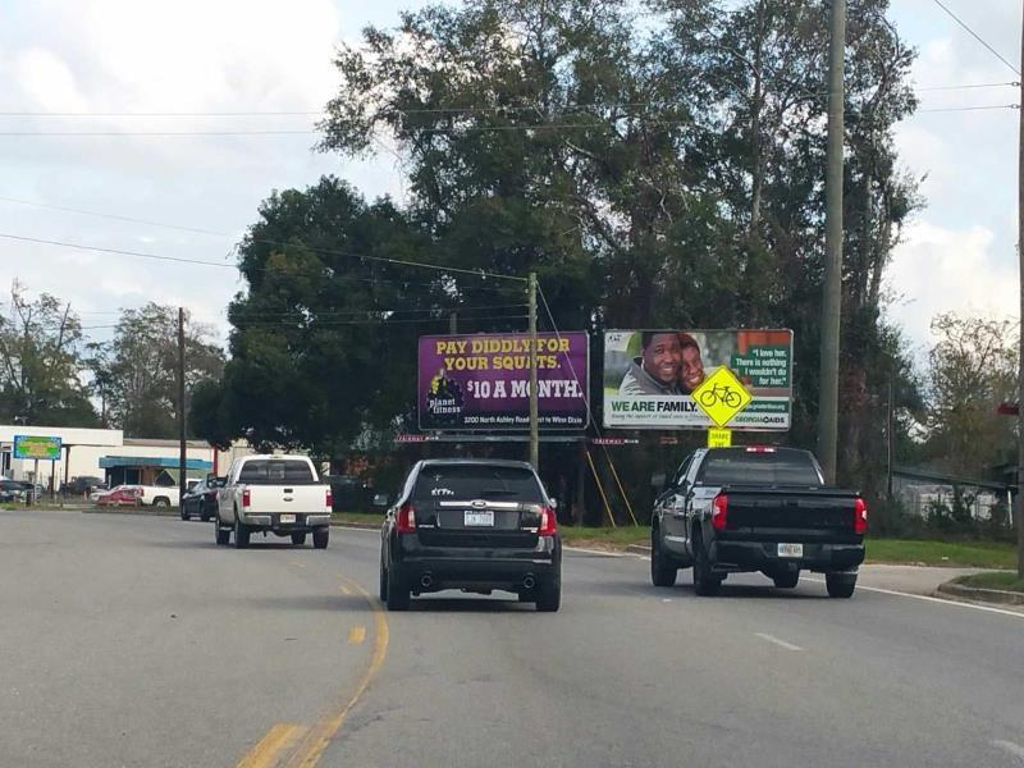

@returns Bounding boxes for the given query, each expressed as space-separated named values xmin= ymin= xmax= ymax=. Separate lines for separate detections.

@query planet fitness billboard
xmin=418 ymin=332 xmax=589 ymax=431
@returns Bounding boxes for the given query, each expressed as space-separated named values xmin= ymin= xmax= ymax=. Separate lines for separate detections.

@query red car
xmin=96 ymin=486 xmax=142 ymax=507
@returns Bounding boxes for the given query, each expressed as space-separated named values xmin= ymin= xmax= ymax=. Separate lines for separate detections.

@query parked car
xmin=323 ymin=474 xmax=374 ymax=513
xmin=379 ymin=459 xmax=562 ymax=612
xmin=96 ymin=486 xmax=143 ymax=507
xmin=0 ymin=479 xmax=38 ymax=501
xmin=650 ymin=446 xmax=867 ymax=598
xmin=215 ymin=455 xmax=332 ymax=548
xmin=180 ymin=478 xmax=224 ymax=521
xmin=64 ymin=476 xmax=106 ymax=496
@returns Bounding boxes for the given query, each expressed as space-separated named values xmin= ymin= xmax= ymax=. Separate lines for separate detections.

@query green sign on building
xmin=13 ymin=435 xmax=62 ymax=461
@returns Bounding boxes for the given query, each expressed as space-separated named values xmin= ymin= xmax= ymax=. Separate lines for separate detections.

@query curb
xmin=82 ymin=507 xmax=180 ymax=517
xmin=625 ymin=543 xmax=652 ymax=555
xmin=936 ymin=581 xmax=1024 ymax=606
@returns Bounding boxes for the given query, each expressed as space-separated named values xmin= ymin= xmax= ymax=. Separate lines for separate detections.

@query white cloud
xmin=885 ymin=221 xmax=1017 ymax=351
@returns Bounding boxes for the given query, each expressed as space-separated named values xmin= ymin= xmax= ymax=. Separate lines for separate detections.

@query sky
xmin=0 ymin=0 xmax=1019 ymax=361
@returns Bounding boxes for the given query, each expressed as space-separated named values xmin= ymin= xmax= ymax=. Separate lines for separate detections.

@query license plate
xmin=778 ymin=543 xmax=803 ymax=558
xmin=464 ymin=511 xmax=494 ymax=527
xmin=280 ymin=514 xmax=296 ymax=524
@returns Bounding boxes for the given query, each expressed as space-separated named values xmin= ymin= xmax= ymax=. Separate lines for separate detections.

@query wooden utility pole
xmin=178 ymin=307 xmax=187 ymax=509
xmin=1017 ymin=11 xmax=1024 ymax=579
xmin=528 ymin=272 xmax=539 ymax=470
xmin=817 ymin=0 xmax=846 ymax=484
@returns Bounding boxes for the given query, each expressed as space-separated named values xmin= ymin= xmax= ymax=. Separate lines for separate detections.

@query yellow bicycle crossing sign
xmin=691 ymin=367 xmax=753 ymax=427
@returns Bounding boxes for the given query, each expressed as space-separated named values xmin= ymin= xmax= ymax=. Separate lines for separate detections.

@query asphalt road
xmin=2 ymin=510 xmax=1023 ymax=768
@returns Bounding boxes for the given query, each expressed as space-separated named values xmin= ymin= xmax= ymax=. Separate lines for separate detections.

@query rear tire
xmin=153 ymin=497 xmax=170 ymax=508
xmin=535 ymin=579 xmax=561 ymax=612
xmin=312 ymin=527 xmax=329 ymax=549
xmin=826 ymin=573 xmax=857 ymax=598
xmin=650 ymin=527 xmax=678 ymax=587
xmin=385 ymin=565 xmax=410 ymax=611
xmin=215 ymin=523 xmax=230 ymax=546
xmin=692 ymin=534 xmax=721 ymax=597
xmin=233 ymin=515 xmax=250 ymax=549
xmin=379 ymin=553 xmax=389 ymax=602
xmin=291 ymin=532 xmax=307 ymax=546
xmin=772 ymin=570 xmax=801 ymax=589
xmin=180 ymin=505 xmax=189 ymax=521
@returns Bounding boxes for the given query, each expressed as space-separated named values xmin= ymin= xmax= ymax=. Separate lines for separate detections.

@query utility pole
xmin=1017 ymin=10 xmax=1024 ymax=579
xmin=886 ymin=374 xmax=894 ymax=501
xmin=528 ymin=272 xmax=539 ymax=470
xmin=178 ymin=307 xmax=187 ymax=510
xmin=449 ymin=311 xmax=457 ymax=334
xmin=817 ymin=0 xmax=846 ymax=484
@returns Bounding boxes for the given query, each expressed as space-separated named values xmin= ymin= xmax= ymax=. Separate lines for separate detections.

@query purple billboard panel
xmin=418 ymin=332 xmax=589 ymax=431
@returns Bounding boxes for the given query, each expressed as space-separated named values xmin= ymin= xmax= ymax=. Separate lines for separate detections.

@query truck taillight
xmin=854 ymin=498 xmax=868 ymax=534
xmin=538 ymin=506 xmax=558 ymax=536
xmin=242 ymin=489 xmax=251 ymax=508
xmin=325 ymin=490 xmax=333 ymax=509
xmin=397 ymin=502 xmax=416 ymax=533
xmin=712 ymin=494 xmax=728 ymax=531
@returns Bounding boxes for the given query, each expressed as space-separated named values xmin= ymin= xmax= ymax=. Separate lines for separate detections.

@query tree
xmin=0 ymin=282 xmax=97 ymax=426
xmin=922 ymin=313 xmax=1017 ymax=479
xmin=98 ymin=304 xmax=224 ymax=438
xmin=316 ymin=0 xmax=921 ymax=501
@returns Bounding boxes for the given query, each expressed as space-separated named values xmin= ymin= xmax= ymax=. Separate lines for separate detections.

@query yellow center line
xmin=235 ymin=723 xmax=307 ymax=768
xmin=348 ymin=625 xmax=366 ymax=645
xmin=282 ymin=578 xmax=390 ymax=768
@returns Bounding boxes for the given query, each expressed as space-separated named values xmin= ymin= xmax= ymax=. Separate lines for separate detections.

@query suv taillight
xmin=538 ymin=506 xmax=558 ymax=536
xmin=397 ymin=502 xmax=416 ymax=533
xmin=712 ymin=494 xmax=728 ymax=531
xmin=242 ymin=489 xmax=251 ymax=508
xmin=854 ymin=498 xmax=868 ymax=534
xmin=325 ymin=489 xmax=333 ymax=509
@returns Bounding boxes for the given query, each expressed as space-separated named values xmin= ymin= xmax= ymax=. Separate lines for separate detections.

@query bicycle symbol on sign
xmin=698 ymin=384 xmax=743 ymax=409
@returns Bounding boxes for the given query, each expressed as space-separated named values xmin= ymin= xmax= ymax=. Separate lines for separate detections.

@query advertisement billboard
xmin=13 ymin=435 xmax=63 ymax=460
xmin=603 ymin=329 xmax=793 ymax=430
xmin=418 ymin=332 xmax=589 ymax=431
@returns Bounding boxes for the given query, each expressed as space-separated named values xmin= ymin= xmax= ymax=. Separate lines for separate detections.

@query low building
xmin=0 ymin=425 xmax=250 ymax=491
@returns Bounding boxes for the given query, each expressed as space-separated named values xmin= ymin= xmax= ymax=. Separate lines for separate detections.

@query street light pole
xmin=1016 ymin=6 xmax=1024 ymax=579
xmin=817 ymin=0 xmax=846 ymax=484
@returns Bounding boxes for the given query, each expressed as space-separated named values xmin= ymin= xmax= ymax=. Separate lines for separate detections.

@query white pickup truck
xmin=215 ymin=454 xmax=332 ymax=549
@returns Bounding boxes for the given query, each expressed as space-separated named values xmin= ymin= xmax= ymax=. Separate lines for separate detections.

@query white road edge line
xmin=992 ymin=739 xmax=1024 ymax=762
xmin=754 ymin=632 xmax=803 ymax=651
xmin=801 ymin=576 xmax=1024 ymax=621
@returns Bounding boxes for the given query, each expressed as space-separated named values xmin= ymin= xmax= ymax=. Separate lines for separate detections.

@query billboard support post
xmin=528 ymin=272 xmax=539 ymax=470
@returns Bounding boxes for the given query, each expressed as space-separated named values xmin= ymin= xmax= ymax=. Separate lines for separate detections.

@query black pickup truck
xmin=650 ymin=446 xmax=867 ymax=597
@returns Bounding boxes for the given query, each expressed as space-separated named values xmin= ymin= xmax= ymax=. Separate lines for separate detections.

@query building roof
xmin=99 ymin=456 xmax=213 ymax=470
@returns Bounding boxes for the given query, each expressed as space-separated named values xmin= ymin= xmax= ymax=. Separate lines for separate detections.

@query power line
xmin=2 ymin=80 xmax=1017 ymax=119
xmin=0 ymin=195 xmax=229 ymax=237
xmin=0 ymin=231 xmax=526 ymax=283
xmin=915 ymin=80 xmax=1019 ymax=91
xmin=915 ymin=103 xmax=1019 ymax=113
xmin=929 ymin=0 xmax=1021 ymax=76
xmin=0 ymin=129 xmax=317 ymax=137
xmin=232 ymin=313 xmax=528 ymax=325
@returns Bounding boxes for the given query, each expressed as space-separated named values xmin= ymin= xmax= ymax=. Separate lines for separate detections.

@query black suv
xmin=379 ymin=459 xmax=562 ymax=612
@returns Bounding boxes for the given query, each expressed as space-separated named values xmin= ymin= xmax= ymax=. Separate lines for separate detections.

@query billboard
xmin=419 ymin=332 xmax=589 ymax=431
xmin=603 ymin=329 xmax=793 ymax=430
xmin=13 ymin=435 xmax=62 ymax=460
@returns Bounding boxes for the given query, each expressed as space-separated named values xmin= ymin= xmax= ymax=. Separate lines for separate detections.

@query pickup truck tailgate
xmin=722 ymin=488 xmax=858 ymax=536
xmin=244 ymin=485 xmax=326 ymax=514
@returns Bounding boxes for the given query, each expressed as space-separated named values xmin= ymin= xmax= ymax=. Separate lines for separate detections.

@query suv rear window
xmin=413 ymin=465 xmax=544 ymax=502
xmin=700 ymin=450 xmax=822 ymax=486
xmin=238 ymin=460 xmax=316 ymax=485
